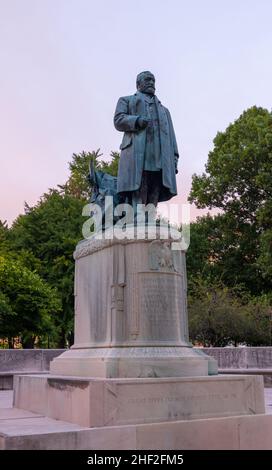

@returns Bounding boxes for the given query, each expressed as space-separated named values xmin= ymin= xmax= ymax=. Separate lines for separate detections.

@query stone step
xmin=1 ymin=390 xmax=272 ymax=450
xmin=2 ymin=412 xmax=272 ymax=450
xmin=0 ymin=408 xmax=44 ymax=420
xmin=0 ymin=413 xmax=132 ymax=450
xmin=0 ymin=415 xmax=85 ymax=436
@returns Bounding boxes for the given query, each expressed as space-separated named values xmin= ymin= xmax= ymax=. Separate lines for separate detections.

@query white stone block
xmin=14 ymin=374 xmax=265 ymax=428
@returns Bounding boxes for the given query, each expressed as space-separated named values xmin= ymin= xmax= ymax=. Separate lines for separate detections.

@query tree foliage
xmin=188 ymin=277 xmax=272 ymax=346
xmin=189 ymin=106 xmax=272 ymax=295
xmin=0 ymin=256 xmax=61 ymax=348
xmin=186 ymin=213 xmax=266 ymax=294
xmin=9 ymin=190 xmax=84 ymax=347
xmin=63 ymin=150 xmax=119 ymax=199
xmin=1 ymin=150 xmax=119 ymax=347
xmin=186 ymin=106 xmax=272 ymax=345
xmin=189 ymin=106 xmax=272 ymax=220
xmin=0 ymin=220 xmax=9 ymax=254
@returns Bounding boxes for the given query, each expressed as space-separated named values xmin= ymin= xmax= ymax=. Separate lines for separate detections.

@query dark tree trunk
xmin=21 ymin=335 xmax=35 ymax=349
xmin=57 ymin=329 xmax=67 ymax=349
xmin=67 ymin=330 xmax=74 ymax=348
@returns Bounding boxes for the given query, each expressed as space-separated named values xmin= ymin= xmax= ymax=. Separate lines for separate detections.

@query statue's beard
xmin=142 ymin=86 xmax=155 ymax=95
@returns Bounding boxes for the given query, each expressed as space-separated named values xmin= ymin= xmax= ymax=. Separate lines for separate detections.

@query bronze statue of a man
xmin=114 ymin=71 xmax=179 ymax=211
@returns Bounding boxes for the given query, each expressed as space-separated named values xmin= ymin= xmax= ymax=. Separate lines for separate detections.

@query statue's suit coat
xmin=114 ymin=92 xmax=179 ymax=202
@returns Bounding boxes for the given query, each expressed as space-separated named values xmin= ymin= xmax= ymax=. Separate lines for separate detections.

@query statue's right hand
xmin=137 ymin=117 xmax=149 ymax=129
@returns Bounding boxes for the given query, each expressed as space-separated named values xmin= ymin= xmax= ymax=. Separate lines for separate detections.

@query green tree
xmin=189 ymin=106 xmax=272 ymax=294
xmin=0 ymin=292 xmax=16 ymax=347
xmin=99 ymin=151 xmax=119 ymax=176
xmin=189 ymin=107 xmax=272 ymax=220
xmin=0 ymin=256 xmax=61 ymax=348
xmin=188 ymin=278 xmax=246 ymax=346
xmin=186 ymin=213 xmax=265 ymax=294
xmin=0 ymin=220 xmax=9 ymax=254
xmin=245 ymin=295 xmax=272 ymax=346
xmin=188 ymin=277 xmax=271 ymax=346
xmin=10 ymin=190 xmax=84 ymax=347
xmin=258 ymin=230 xmax=272 ymax=279
xmin=186 ymin=215 xmax=217 ymax=281
xmin=63 ymin=149 xmax=119 ymax=199
xmin=6 ymin=150 xmax=120 ymax=347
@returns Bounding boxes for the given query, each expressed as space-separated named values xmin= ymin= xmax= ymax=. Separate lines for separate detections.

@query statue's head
xmin=136 ymin=71 xmax=155 ymax=95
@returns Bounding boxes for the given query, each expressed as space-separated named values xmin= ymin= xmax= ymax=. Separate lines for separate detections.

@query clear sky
xmin=0 ymin=0 xmax=272 ymax=225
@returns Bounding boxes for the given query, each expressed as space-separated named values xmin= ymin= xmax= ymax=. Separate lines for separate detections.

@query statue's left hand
xmin=175 ymin=155 xmax=178 ymax=174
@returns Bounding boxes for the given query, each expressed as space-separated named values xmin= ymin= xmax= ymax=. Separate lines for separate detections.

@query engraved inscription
xmin=127 ymin=392 xmax=238 ymax=405
xmin=114 ymin=380 xmax=257 ymax=425
xmin=139 ymin=273 xmax=185 ymax=342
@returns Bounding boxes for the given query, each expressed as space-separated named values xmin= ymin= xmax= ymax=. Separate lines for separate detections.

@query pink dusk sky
xmin=1 ymin=0 xmax=272 ymax=225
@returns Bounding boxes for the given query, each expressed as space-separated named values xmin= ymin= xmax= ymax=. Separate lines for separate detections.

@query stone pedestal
xmin=14 ymin=374 xmax=264 ymax=428
xmin=50 ymin=228 xmax=216 ymax=378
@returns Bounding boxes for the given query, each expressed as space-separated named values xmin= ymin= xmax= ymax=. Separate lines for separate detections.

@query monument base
xmin=14 ymin=373 xmax=264 ymax=428
xmin=63 ymin=231 xmax=216 ymax=380
xmin=50 ymin=346 xmax=217 ymax=378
